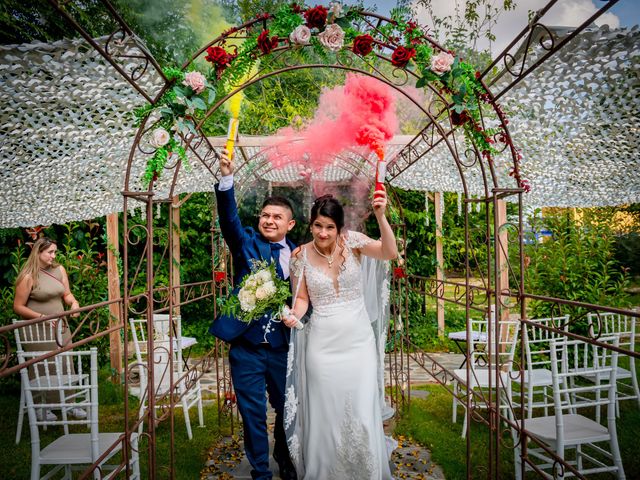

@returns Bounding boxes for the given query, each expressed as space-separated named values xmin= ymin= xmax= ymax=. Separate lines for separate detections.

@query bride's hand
xmin=282 ymin=313 xmax=299 ymax=329
xmin=372 ymin=185 xmax=387 ymax=215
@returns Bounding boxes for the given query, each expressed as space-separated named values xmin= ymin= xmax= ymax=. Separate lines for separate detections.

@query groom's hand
xmin=219 ymin=148 xmax=234 ymax=176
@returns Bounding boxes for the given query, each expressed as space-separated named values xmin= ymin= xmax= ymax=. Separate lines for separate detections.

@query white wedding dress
xmin=285 ymin=231 xmax=394 ymax=480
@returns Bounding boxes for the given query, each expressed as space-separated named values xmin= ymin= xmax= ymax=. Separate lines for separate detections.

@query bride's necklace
xmin=312 ymin=240 xmax=338 ymax=268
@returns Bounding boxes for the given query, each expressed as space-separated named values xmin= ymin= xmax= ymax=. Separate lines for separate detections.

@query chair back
xmin=470 ymin=318 xmax=520 ymax=372
xmin=18 ymin=348 xmax=98 ymax=458
xmin=523 ymin=315 xmax=570 ymax=371
xmin=587 ymin=312 xmax=636 ymax=351
xmin=550 ymin=337 xmax=619 ymax=417
xmin=13 ymin=318 xmax=65 ymax=352
xmin=129 ymin=316 xmax=183 ymax=399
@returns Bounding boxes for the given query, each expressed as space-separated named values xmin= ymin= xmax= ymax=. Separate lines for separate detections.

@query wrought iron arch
xmin=121 ymin=7 xmax=528 ymax=480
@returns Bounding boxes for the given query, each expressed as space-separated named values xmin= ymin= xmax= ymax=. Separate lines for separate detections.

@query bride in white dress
xmin=282 ymin=189 xmax=398 ymax=479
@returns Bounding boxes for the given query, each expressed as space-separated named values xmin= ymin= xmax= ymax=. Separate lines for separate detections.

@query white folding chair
xmin=452 ymin=319 xmax=520 ymax=437
xmin=514 ymin=337 xmax=625 ymax=480
xmin=13 ymin=318 xmax=86 ymax=445
xmin=513 ymin=315 xmax=570 ymax=418
xmin=129 ymin=315 xmax=204 ymax=440
xmin=586 ymin=312 xmax=639 ymax=416
xmin=18 ymin=348 xmax=140 ymax=480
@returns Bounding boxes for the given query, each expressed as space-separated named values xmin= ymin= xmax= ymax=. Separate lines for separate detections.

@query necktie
xmin=270 ymin=243 xmax=285 ymax=279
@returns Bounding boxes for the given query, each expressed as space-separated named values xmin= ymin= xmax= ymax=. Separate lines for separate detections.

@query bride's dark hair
xmin=310 ymin=195 xmax=344 ymax=233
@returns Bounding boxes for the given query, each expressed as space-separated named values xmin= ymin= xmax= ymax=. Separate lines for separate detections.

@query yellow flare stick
xmin=226 ymin=117 xmax=239 ymax=160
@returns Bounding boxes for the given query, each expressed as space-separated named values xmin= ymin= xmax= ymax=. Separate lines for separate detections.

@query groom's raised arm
xmin=215 ymin=149 xmax=246 ymax=258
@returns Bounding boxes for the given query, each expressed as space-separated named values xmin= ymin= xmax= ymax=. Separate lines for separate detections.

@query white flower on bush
xmin=328 ymin=2 xmax=344 ymax=19
xmin=318 ymin=24 xmax=345 ymax=52
xmin=289 ymin=25 xmax=311 ymax=45
xmin=183 ymin=71 xmax=206 ymax=94
xmin=151 ymin=127 xmax=170 ymax=148
xmin=430 ymin=51 xmax=455 ymax=75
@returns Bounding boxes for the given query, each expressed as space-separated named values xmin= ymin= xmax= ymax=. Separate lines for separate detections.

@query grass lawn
xmin=395 ymin=384 xmax=640 ymax=480
xmin=0 ymin=371 xmax=227 ymax=480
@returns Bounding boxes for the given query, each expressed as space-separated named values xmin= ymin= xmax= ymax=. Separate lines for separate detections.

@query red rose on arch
xmin=451 ymin=110 xmax=470 ymax=126
xmin=391 ymin=46 xmax=416 ymax=68
xmin=304 ymin=5 xmax=328 ymax=29
xmin=393 ymin=267 xmax=407 ymax=279
xmin=352 ymin=34 xmax=375 ymax=56
xmin=257 ymin=30 xmax=279 ymax=55
xmin=205 ymin=46 xmax=230 ymax=66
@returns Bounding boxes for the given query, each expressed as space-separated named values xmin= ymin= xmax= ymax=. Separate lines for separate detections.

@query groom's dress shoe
xmin=277 ymin=460 xmax=297 ymax=480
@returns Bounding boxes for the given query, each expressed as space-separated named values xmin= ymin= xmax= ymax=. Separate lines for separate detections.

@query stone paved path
xmin=201 ymin=416 xmax=446 ymax=479
xmin=197 ymin=353 xmax=463 ymax=479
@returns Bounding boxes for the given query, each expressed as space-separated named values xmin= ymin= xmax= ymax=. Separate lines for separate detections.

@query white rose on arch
xmin=150 ymin=127 xmax=170 ymax=148
xmin=328 ymin=2 xmax=344 ymax=19
xmin=289 ymin=25 xmax=311 ymax=45
xmin=430 ymin=51 xmax=455 ymax=75
xmin=318 ymin=24 xmax=345 ymax=52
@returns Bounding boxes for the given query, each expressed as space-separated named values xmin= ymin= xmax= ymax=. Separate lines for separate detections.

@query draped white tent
xmin=1 ymin=25 xmax=639 ymax=228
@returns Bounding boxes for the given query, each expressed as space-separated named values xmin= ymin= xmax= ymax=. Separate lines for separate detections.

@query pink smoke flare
xmin=265 ymin=74 xmax=398 ymax=174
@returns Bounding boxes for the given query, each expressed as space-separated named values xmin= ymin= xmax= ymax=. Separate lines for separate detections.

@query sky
xmin=366 ymin=0 xmax=640 ymax=54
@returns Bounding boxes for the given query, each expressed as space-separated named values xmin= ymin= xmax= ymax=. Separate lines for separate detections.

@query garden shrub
xmin=521 ymin=209 xmax=630 ymax=335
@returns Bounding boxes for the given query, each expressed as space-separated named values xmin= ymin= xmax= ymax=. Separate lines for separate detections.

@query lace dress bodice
xmin=290 ymin=231 xmax=373 ymax=308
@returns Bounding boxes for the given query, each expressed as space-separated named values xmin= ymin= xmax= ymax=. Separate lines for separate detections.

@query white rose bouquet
xmin=218 ymin=260 xmax=291 ymax=323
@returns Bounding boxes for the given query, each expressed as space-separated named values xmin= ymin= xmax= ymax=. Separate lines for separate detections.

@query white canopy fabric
xmin=1 ymin=25 xmax=639 ymax=227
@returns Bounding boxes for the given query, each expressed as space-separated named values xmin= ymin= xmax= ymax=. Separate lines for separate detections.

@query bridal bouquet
xmin=218 ymin=260 xmax=291 ymax=323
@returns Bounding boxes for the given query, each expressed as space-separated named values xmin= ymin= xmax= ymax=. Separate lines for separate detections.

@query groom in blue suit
xmin=209 ymin=150 xmax=297 ymax=480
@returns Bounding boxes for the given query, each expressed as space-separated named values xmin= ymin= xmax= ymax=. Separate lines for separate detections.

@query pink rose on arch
xmin=430 ymin=51 xmax=455 ymax=75
xmin=289 ymin=25 xmax=311 ymax=45
xmin=318 ymin=23 xmax=345 ymax=52
xmin=183 ymin=71 xmax=206 ymax=94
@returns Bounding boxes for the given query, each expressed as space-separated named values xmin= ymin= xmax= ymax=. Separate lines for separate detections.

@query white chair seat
xmin=453 ymin=368 xmax=511 ymax=387
xmin=576 ymin=366 xmax=632 ymax=381
xmin=27 ymin=373 xmax=88 ymax=390
xmin=40 ymin=432 xmax=124 ymax=463
xmin=515 ymin=368 xmax=552 ymax=387
xmin=525 ymin=414 xmax=611 ymax=445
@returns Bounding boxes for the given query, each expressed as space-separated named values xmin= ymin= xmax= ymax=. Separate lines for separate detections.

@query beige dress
xmin=27 ymin=266 xmax=66 ymax=317
xmin=20 ymin=266 xmax=74 ymax=398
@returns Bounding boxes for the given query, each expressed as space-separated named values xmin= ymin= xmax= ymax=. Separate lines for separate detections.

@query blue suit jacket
xmin=209 ymin=184 xmax=296 ymax=347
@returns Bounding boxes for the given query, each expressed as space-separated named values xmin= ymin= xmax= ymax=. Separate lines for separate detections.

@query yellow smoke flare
xmin=225 ymin=62 xmax=258 ymax=159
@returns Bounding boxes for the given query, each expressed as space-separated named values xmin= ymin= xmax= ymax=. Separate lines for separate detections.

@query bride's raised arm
xmin=353 ymin=187 xmax=398 ymax=261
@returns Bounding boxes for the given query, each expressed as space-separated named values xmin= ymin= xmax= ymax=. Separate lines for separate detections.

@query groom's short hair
xmin=262 ymin=196 xmax=294 ymax=217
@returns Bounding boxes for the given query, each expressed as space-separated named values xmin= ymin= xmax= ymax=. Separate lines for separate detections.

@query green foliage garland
xmin=137 ymin=2 xmax=512 ymax=187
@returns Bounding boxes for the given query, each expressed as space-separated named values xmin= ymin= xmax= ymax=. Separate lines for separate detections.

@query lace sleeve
xmin=290 ymin=255 xmax=303 ymax=278
xmin=345 ymin=230 xmax=375 ymax=250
